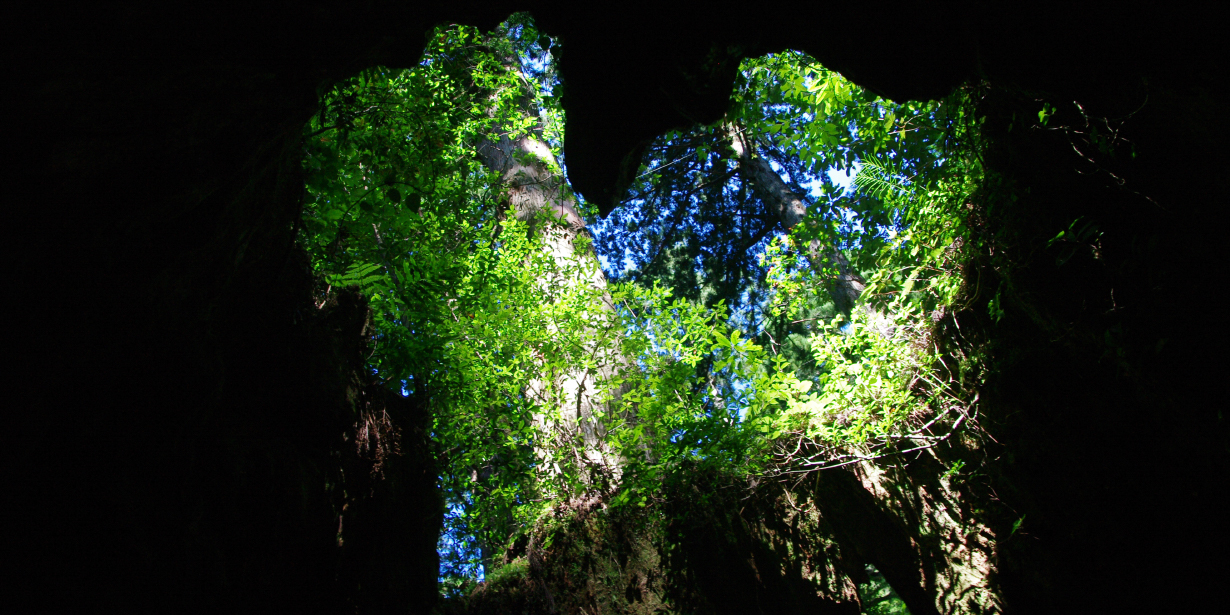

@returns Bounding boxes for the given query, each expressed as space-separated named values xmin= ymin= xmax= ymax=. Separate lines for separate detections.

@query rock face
xmin=3 ymin=1 xmax=1224 ymax=613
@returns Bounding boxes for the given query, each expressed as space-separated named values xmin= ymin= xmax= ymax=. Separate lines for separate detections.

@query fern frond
xmin=329 ymin=261 xmax=387 ymax=289
xmin=854 ymin=156 xmax=912 ymax=200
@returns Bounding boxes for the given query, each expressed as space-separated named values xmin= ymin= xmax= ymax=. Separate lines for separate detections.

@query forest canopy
xmin=299 ymin=14 xmax=988 ymax=603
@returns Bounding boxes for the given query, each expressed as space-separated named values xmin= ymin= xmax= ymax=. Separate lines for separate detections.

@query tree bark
xmin=726 ymin=124 xmax=866 ymax=316
xmin=475 ymin=70 xmax=626 ymax=480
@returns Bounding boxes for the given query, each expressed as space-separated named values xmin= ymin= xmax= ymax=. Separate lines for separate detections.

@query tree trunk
xmin=726 ymin=124 xmax=866 ymax=316
xmin=475 ymin=70 xmax=625 ymax=481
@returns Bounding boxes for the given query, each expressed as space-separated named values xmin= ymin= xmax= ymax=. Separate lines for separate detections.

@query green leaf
xmin=1010 ymin=515 xmax=1026 ymax=537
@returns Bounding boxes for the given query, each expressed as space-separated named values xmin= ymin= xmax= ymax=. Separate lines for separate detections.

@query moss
xmin=486 ymin=557 xmax=531 ymax=588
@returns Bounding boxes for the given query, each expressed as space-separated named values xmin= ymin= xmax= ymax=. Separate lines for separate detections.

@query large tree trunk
xmin=475 ymin=70 xmax=626 ymax=481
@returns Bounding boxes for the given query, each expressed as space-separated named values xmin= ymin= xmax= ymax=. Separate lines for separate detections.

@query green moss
xmin=486 ymin=557 xmax=530 ymax=588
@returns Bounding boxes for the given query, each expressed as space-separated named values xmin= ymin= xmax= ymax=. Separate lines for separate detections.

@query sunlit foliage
xmin=300 ymin=15 xmax=987 ymax=594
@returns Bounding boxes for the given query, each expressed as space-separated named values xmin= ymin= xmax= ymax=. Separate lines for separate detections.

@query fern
xmin=329 ymin=261 xmax=387 ymax=290
xmin=854 ymin=156 xmax=912 ymax=200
